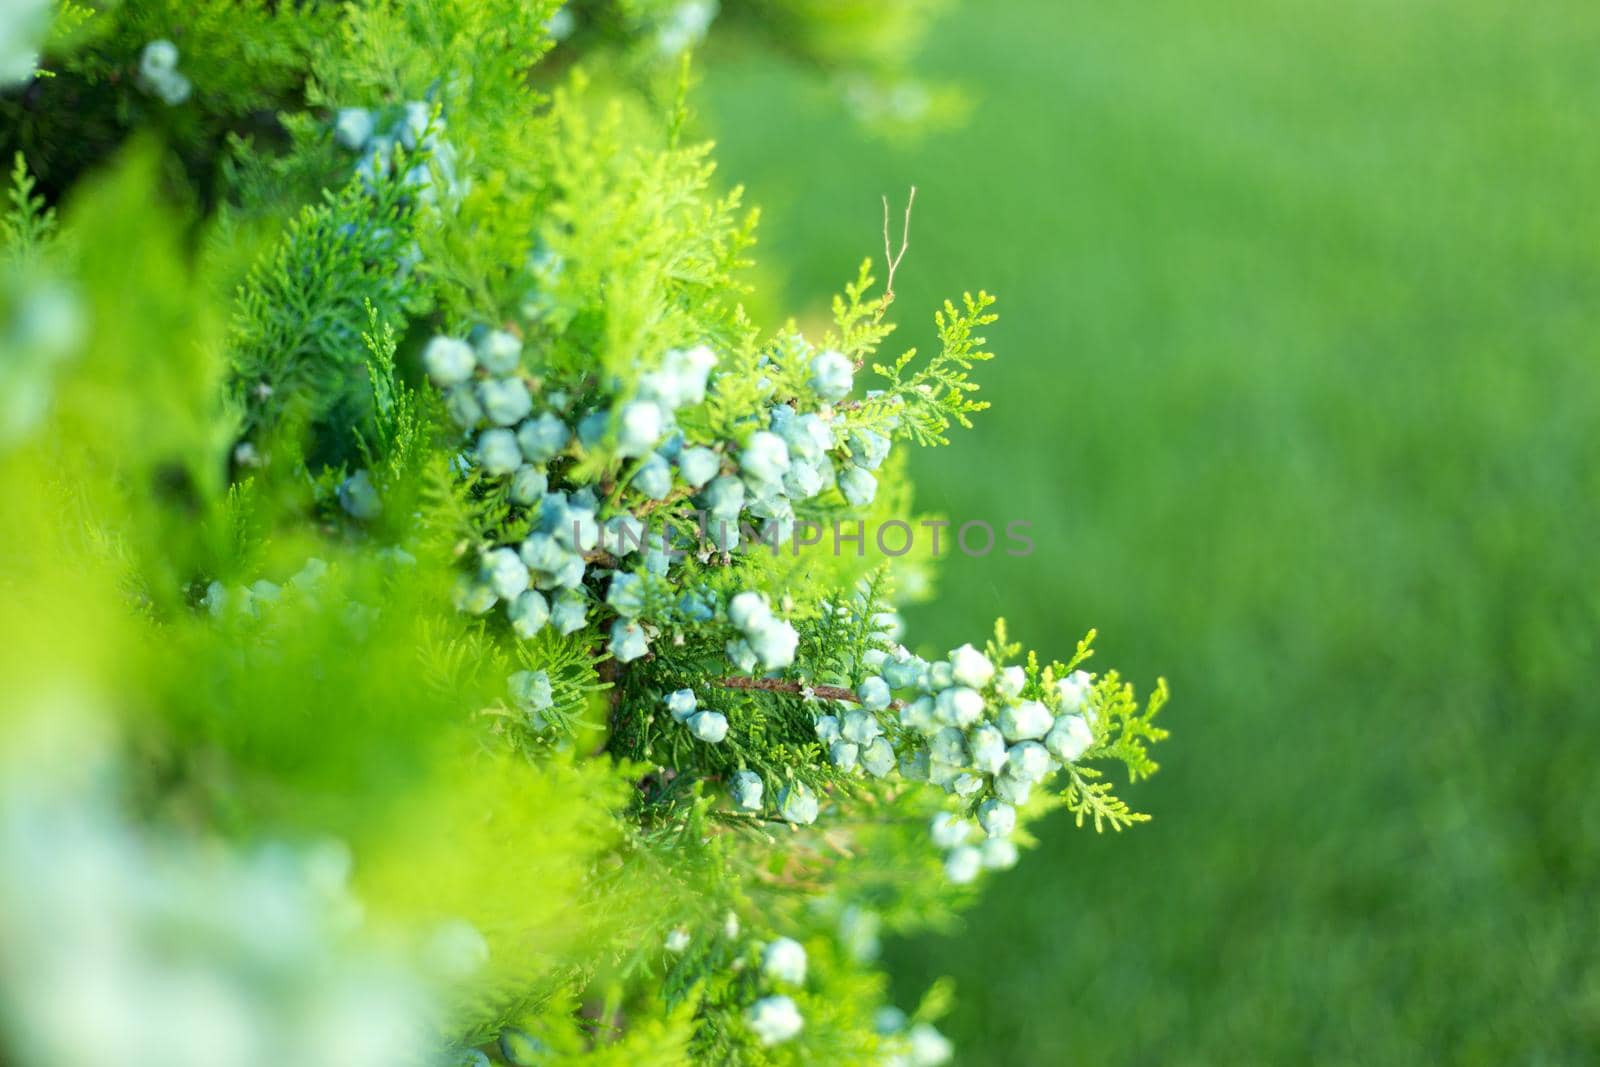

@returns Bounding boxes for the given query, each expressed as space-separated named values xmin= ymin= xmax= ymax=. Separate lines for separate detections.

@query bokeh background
xmin=705 ymin=1 xmax=1600 ymax=1061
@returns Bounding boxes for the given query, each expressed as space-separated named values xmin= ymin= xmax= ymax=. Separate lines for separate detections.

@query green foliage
xmin=873 ymin=289 xmax=996 ymax=446
xmin=0 ymin=4 xmax=1166 ymax=1066
xmin=534 ymin=84 xmax=759 ymax=383
xmin=2 ymin=0 xmax=331 ymax=203
xmin=357 ymin=308 xmax=431 ymax=493
xmin=227 ymin=172 xmax=423 ymax=456
xmin=1 ymin=152 xmax=54 ymax=256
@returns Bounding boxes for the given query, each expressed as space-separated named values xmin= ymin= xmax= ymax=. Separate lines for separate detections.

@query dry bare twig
xmin=878 ymin=185 xmax=917 ymax=318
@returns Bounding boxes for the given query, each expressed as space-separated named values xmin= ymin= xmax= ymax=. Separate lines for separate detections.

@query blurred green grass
xmin=704 ymin=1 xmax=1600 ymax=1061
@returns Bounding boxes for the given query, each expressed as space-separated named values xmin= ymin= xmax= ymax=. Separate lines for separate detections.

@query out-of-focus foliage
xmin=545 ymin=0 xmax=967 ymax=133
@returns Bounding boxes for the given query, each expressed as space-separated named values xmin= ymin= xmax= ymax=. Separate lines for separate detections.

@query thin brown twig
xmin=879 ymin=185 xmax=917 ymax=315
xmin=635 ymin=482 xmax=704 ymax=518
xmin=595 ymin=655 xmax=623 ymax=756
xmin=718 ymin=675 xmax=904 ymax=711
